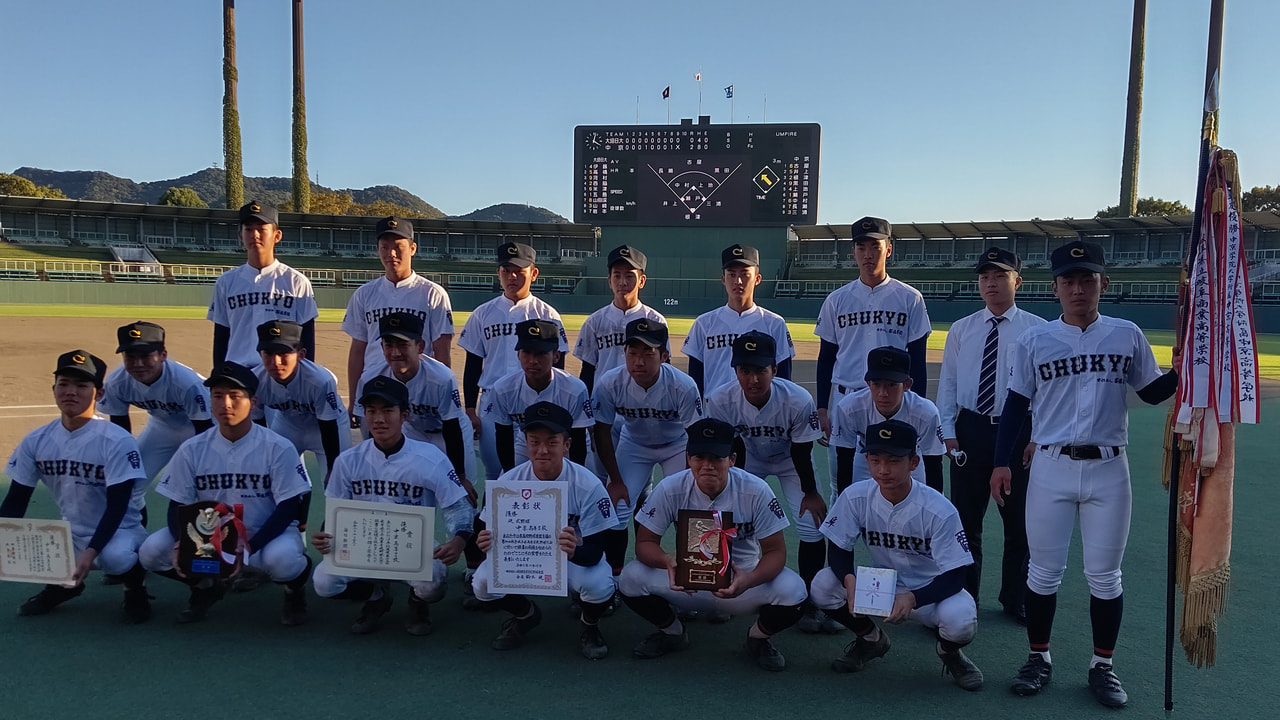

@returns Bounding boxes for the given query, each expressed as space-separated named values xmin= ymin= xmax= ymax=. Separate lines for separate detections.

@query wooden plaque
xmin=675 ymin=509 xmax=733 ymax=590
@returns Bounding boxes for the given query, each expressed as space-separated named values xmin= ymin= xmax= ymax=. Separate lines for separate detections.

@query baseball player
xmin=574 ymin=245 xmax=666 ymax=392
xmin=1 ymin=350 xmax=151 ymax=623
xmin=458 ymin=242 xmax=569 ymax=482
xmin=101 ymin=321 xmax=213 ymax=483
xmin=483 ymin=319 xmax=592 ymax=471
xmin=936 ymin=247 xmax=1045 ymax=623
xmin=208 ymin=201 xmax=318 ymax=367
xmin=701 ymin=331 xmax=834 ymax=634
xmin=311 ymin=377 xmax=475 ymax=635
xmin=814 ymin=216 xmax=931 ymax=481
xmin=343 ymin=215 xmax=454 ymax=425
xmin=591 ymin=318 xmax=702 ymax=576
xmin=140 ymin=362 xmax=313 ymax=625
xmin=810 ymin=419 xmax=983 ymax=691
xmin=683 ymin=244 xmax=794 ymax=395
xmin=470 ymin=402 xmax=617 ymax=659
xmin=990 ymin=240 xmax=1177 ymax=708
xmin=831 ymin=346 xmax=946 ymax=494
xmin=618 ymin=418 xmax=807 ymax=671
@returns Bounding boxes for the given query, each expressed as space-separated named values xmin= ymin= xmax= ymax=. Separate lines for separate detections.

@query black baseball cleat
xmin=404 ymin=592 xmax=433 ymax=636
xmin=939 ymin=648 xmax=984 ymax=691
xmin=831 ymin=629 xmax=891 ymax=673
xmin=1088 ymin=663 xmax=1129 ymax=708
xmin=633 ymin=629 xmax=690 ymax=659
xmin=491 ymin=601 xmax=542 ymax=650
xmin=121 ymin=587 xmax=153 ymax=624
xmin=18 ymin=583 xmax=86 ymax=616
xmin=177 ymin=581 xmax=226 ymax=624
xmin=350 ymin=592 xmax=393 ymax=635
xmin=280 ymin=588 xmax=308 ymax=626
xmin=579 ymin=622 xmax=608 ymax=660
xmin=1011 ymin=653 xmax=1053 ymax=696
xmin=745 ymin=636 xmax=786 ymax=671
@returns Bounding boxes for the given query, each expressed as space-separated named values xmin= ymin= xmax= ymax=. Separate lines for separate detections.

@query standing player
xmin=458 ymin=242 xmax=568 ymax=482
xmin=470 ymin=402 xmax=617 ymax=659
xmin=814 ymin=216 xmax=931 ymax=478
xmin=1 ymin=351 xmax=151 ymax=623
xmin=936 ymin=247 xmax=1044 ymax=623
xmin=101 ymin=321 xmax=213 ymax=482
xmin=343 ymin=216 xmax=454 ymax=424
xmin=809 ymin=420 xmax=983 ymax=691
xmin=990 ymin=241 xmax=1177 ymax=707
xmin=574 ymin=245 xmax=666 ymax=392
xmin=701 ymin=331 xmax=834 ymax=634
xmin=209 ymin=201 xmax=318 ymax=367
xmin=140 ymin=362 xmax=313 ymax=625
xmin=311 ymin=377 xmax=474 ymax=635
xmin=683 ymin=244 xmax=794 ymax=395
xmin=831 ymin=347 xmax=946 ymax=494
xmin=619 ymin=418 xmax=807 ymax=671
xmin=591 ymin=318 xmax=702 ymax=576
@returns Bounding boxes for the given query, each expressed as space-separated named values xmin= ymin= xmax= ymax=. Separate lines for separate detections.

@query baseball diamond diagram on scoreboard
xmin=574 ymin=123 xmax=820 ymax=227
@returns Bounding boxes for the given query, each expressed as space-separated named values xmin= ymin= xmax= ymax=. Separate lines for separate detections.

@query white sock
xmin=661 ymin=618 xmax=684 ymax=635
xmin=1091 ymin=654 xmax=1113 ymax=669
xmin=862 ymin=626 xmax=882 ymax=642
xmin=1032 ymin=650 xmax=1052 ymax=665
xmin=748 ymin=621 xmax=768 ymax=640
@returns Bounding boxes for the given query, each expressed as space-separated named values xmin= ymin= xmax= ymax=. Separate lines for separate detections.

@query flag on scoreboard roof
xmin=695 ymin=72 xmax=701 ymax=82
xmin=662 ymin=86 xmax=670 ymax=99
xmin=724 ymin=85 xmax=733 ymax=99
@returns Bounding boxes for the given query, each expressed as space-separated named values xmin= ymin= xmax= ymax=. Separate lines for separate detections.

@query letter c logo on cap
xmin=636 ymin=322 xmax=647 ymax=331
xmin=744 ymin=342 xmax=757 ymax=351
xmin=732 ymin=247 xmax=744 ymax=256
xmin=528 ymin=326 xmax=541 ymax=336
xmin=703 ymin=427 xmax=716 ymax=438
xmin=71 ymin=354 xmax=86 ymax=365
xmin=388 ymin=219 xmax=397 ymax=228
xmin=987 ymin=251 xmax=998 ymax=259
xmin=507 ymin=245 xmax=518 ymax=256
xmin=1071 ymin=247 xmax=1085 ymax=258
xmin=128 ymin=328 xmax=142 ymax=339
xmin=879 ymin=428 xmax=892 ymax=439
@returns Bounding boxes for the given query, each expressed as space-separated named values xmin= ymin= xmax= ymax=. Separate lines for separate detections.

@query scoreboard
xmin=573 ymin=123 xmax=820 ymax=227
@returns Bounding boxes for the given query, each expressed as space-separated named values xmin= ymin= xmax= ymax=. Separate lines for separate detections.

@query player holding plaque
xmin=1 ymin=350 xmax=151 ymax=622
xmin=809 ymin=420 xmax=983 ymax=691
xmin=471 ymin=402 xmax=616 ymax=659
xmin=618 ymin=418 xmax=807 ymax=671
xmin=311 ymin=377 xmax=475 ymax=635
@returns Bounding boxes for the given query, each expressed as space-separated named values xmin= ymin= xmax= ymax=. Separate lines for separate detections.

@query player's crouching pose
xmin=1 ymin=351 xmax=151 ymax=622
xmin=140 ymin=362 xmax=313 ymax=625
xmin=811 ymin=420 xmax=983 ymax=691
xmin=619 ymin=418 xmax=807 ymax=671
xmin=311 ymin=377 xmax=474 ymax=635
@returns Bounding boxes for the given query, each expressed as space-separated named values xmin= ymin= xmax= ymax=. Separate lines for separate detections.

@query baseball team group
xmin=2 ymin=202 xmax=1178 ymax=707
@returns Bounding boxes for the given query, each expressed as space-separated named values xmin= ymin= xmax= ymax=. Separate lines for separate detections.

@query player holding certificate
xmin=311 ymin=377 xmax=475 ymax=636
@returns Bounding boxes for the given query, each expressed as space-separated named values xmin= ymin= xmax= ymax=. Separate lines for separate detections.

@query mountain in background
xmin=447 ymin=203 xmax=569 ymax=223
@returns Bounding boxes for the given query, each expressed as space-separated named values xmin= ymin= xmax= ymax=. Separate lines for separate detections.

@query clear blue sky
xmin=1 ymin=0 xmax=1275 ymax=224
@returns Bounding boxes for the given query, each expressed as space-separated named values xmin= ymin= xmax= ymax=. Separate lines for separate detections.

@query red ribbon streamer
xmin=697 ymin=510 xmax=737 ymax=577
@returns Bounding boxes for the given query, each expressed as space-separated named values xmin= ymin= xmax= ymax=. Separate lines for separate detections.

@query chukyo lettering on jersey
xmin=482 ymin=323 xmax=520 ymax=340
xmin=834 ymin=310 xmax=911 ymax=329
xmin=194 ymin=473 xmax=273 ymax=491
xmin=863 ymin=528 xmax=933 ymax=556
xmin=128 ymin=399 xmax=188 ymax=413
xmin=596 ymin=332 xmax=627 ymax=350
xmin=1037 ymin=353 xmax=1133 ymax=381
xmin=226 ymin=290 xmax=297 ymax=310
xmin=266 ymin=399 xmax=317 ymax=414
xmin=349 ymin=478 xmax=428 ymax=499
xmin=35 ymin=459 xmax=106 ymax=482
xmin=364 ymin=307 xmax=428 ymax=325
xmin=704 ymin=333 xmax=741 ymax=350
xmin=613 ymin=406 xmax=682 ymax=421
xmin=733 ymin=423 xmax=792 ymax=439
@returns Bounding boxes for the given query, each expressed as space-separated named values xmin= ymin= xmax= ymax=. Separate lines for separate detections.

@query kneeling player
xmin=140 ymin=362 xmax=313 ymax=625
xmin=470 ymin=402 xmax=616 ymax=659
xmin=311 ymin=377 xmax=474 ymax=635
xmin=618 ymin=418 xmax=807 ymax=671
xmin=811 ymin=420 xmax=983 ymax=691
xmin=1 ymin=351 xmax=151 ymax=622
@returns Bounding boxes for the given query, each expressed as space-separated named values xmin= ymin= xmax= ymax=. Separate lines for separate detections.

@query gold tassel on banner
xmin=1180 ymin=425 xmax=1236 ymax=667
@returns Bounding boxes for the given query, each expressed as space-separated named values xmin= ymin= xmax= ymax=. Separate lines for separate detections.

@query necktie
xmin=975 ymin=316 xmax=1004 ymax=415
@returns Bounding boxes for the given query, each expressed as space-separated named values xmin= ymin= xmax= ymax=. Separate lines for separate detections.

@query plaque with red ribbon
xmin=176 ymin=501 xmax=248 ymax=579
xmin=675 ymin=509 xmax=735 ymax=590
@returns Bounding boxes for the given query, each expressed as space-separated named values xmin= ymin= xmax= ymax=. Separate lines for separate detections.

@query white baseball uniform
xmin=481 ymin=368 xmax=593 ymax=466
xmin=342 ymin=273 xmax=454 ymax=376
xmin=620 ymin=466 xmax=807 ymax=612
xmin=471 ymin=459 xmax=616 ymax=604
xmin=5 ymin=417 xmax=148 ymax=574
xmin=98 ymin=359 xmax=213 ymax=480
xmin=683 ymin=305 xmax=795 ymax=393
xmin=703 ymin=378 xmax=825 ymax=542
xmin=810 ymin=479 xmax=976 ymax=643
xmin=573 ymin=302 xmax=667 ymax=376
xmin=141 ymin=424 xmax=312 ymax=581
xmin=1006 ymin=315 xmax=1162 ymax=600
xmin=312 ymin=437 xmax=474 ymax=600
xmin=831 ymin=389 xmax=946 ymax=494
xmin=207 ymin=261 xmax=318 ymax=367
xmin=252 ymin=359 xmax=351 ymax=474
xmin=591 ymin=363 xmax=703 ymax=524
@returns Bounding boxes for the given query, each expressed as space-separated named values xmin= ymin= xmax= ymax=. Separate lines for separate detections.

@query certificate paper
xmin=487 ymin=480 xmax=568 ymax=597
xmin=0 ymin=519 xmax=75 ymax=585
xmin=324 ymin=498 xmax=435 ymax=582
xmin=854 ymin=566 xmax=898 ymax=617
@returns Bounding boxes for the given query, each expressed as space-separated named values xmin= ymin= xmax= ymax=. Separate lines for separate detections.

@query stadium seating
xmin=107 ymin=263 xmax=166 ymax=284
xmin=548 ymin=277 xmax=579 ymax=294
xmin=169 ymin=265 xmax=228 ymax=285
xmin=43 ymin=261 xmax=104 ymax=282
xmin=446 ymin=274 xmax=498 ymax=292
xmin=0 ymin=260 xmax=39 ymax=281
xmin=301 ymin=269 xmax=336 ymax=287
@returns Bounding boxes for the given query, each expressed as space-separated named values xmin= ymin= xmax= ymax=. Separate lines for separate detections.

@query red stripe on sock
xmin=1030 ymin=643 xmax=1050 ymax=653
xmin=1094 ymin=647 xmax=1114 ymax=658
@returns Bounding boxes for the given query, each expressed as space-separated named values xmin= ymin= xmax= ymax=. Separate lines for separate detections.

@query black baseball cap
xmin=116 ymin=321 xmax=166 ymax=353
xmin=607 ymin=245 xmax=647 ymax=271
xmin=851 ymin=216 xmax=891 ymax=242
xmin=685 ymin=418 xmax=737 ymax=458
xmin=1051 ymin=241 xmax=1106 ymax=276
xmin=865 ymin=346 xmax=911 ymax=383
xmin=521 ymin=401 xmax=573 ymax=436
xmin=375 ymin=216 xmax=414 ymax=242
xmin=625 ymin=318 xmax=668 ymax=350
xmin=721 ymin=244 xmax=760 ymax=269
xmin=862 ymin=419 xmax=918 ymax=457
xmin=497 ymin=242 xmax=536 ymax=268
xmin=359 ymin=376 xmax=409 ymax=411
xmin=54 ymin=350 xmax=107 ymax=387
xmin=379 ymin=312 xmax=425 ymax=342
xmin=515 ymin=319 xmax=560 ymax=353
xmin=976 ymin=246 xmax=1021 ymax=274
xmin=731 ymin=331 xmax=776 ymax=368
xmin=204 ymin=361 xmax=259 ymax=395
xmin=239 ymin=200 xmax=278 ymax=226
xmin=256 ymin=320 xmax=304 ymax=353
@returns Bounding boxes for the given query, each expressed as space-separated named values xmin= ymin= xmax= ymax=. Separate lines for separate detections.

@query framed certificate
xmin=675 ymin=509 xmax=734 ymax=590
xmin=324 ymin=498 xmax=436 ymax=582
xmin=853 ymin=566 xmax=898 ymax=617
xmin=0 ymin=519 xmax=75 ymax=585
xmin=486 ymin=481 xmax=568 ymax=597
